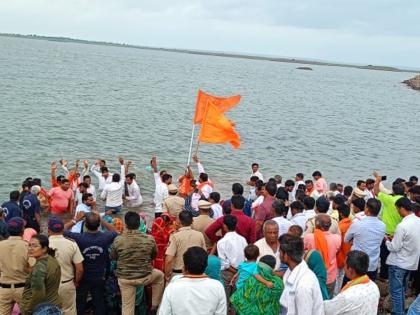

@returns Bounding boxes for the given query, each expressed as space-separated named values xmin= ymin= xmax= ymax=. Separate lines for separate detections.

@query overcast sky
xmin=1 ymin=0 xmax=419 ymax=68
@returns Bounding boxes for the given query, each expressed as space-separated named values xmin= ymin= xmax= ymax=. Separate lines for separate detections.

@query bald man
xmin=304 ymin=214 xmax=341 ymax=297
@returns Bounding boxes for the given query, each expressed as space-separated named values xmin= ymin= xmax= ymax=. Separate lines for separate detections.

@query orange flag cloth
xmin=193 ymin=90 xmax=241 ymax=124
xmin=314 ymin=228 xmax=330 ymax=268
xmin=198 ymin=102 xmax=240 ymax=149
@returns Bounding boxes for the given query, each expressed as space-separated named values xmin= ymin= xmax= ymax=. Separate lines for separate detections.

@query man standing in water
xmin=151 ymin=156 xmax=172 ymax=218
xmin=49 ymin=179 xmax=74 ymax=216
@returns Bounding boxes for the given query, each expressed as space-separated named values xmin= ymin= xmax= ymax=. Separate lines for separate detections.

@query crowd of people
xmin=0 ymin=156 xmax=419 ymax=315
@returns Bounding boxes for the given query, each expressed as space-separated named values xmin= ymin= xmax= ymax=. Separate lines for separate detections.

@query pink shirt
xmin=49 ymin=187 xmax=73 ymax=214
xmin=303 ymin=231 xmax=341 ymax=284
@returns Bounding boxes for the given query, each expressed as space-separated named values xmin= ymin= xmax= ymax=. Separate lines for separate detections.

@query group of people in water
xmin=0 ymin=155 xmax=419 ymax=315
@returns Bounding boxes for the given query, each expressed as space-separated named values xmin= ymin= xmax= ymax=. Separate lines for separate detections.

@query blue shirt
xmin=344 ymin=216 xmax=386 ymax=271
xmin=1 ymin=200 xmax=22 ymax=222
xmin=237 ymin=261 xmax=258 ymax=288
xmin=223 ymin=198 xmax=252 ymax=217
xmin=21 ymin=193 xmax=40 ymax=219
xmin=64 ymin=230 xmax=118 ymax=281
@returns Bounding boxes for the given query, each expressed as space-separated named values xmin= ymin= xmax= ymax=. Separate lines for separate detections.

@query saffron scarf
xmin=341 ymin=275 xmax=370 ymax=292
xmin=314 ymin=229 xmax=329 ymax=268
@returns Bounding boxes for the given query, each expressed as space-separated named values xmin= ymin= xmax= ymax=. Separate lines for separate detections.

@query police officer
xmin=164 ymin=210 xmax=206 ymax=281
xmin=48 ymin=217 xmax=84 ymax=315
xmin=0 ymin=217 xmax=30 ymax=314
xmin=162 ymin=184 xmax=185 ymax=218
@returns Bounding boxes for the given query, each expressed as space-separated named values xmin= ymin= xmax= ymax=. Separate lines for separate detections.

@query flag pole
xmin=194 ymin=140 xmax=201 ymax=157
xmin=186 ymin=123 xmax=196 ymax=166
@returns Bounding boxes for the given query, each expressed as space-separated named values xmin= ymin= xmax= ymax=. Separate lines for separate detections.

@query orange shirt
xmin=337 ymin=218 xmax=352 ymax=268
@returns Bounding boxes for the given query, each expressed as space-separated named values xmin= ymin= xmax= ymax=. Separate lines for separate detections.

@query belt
xmin=0 ymin=283 xmax=25 ymax=288
xmin=61 ymin=278 xmax=73 ymax=284
xmin=172 ymin=269 xmax=183 ymax=273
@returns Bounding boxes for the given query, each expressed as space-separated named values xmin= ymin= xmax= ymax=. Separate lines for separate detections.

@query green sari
xmin=230 ymin=262 xmax=283 ymax=315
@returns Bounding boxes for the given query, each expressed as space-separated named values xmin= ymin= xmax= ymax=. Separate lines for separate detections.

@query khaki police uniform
xmin=165 ymin=226 xmax=206 ymax=274
xmin=0 ymin=236 xmax=29 ymax=314
xmin=162 ymin=195 xmax=185 ymax=218
xmin=49 ymin=235 xmax=84 ymax=315
xmin=192 ymin=215 xmax=215 ymax=250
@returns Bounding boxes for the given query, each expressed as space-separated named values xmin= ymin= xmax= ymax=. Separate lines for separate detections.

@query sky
xmin=1 ymin=0 xmax=419 ymax=68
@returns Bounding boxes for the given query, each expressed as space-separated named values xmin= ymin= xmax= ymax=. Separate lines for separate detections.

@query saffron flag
xmin=198 ymin=101 xmax=241 ymax=149
xmin=193 ymin=90 xmax=241 ymax=124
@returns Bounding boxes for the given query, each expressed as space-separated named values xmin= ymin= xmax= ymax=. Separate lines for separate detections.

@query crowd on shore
xmin=0 ymin=156 xmax=419 ymax=315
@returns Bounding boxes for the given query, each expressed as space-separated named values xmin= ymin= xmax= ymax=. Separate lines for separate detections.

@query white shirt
xmin=90 ymin=164 xmax=113 ymax=191
xmin=100 ymin=165 xmax=125 ymax=207
xmin=280 ymin=260 xmax=324 ymax=315
xmin=153 ymin=172 xmax=168 ymax=213
xmin=197 ymin=163 xmax=213 ymax=199
xmin=291 ymin=212 xmax=308 ymax=231
xmin=353 ymin=212 xmax=366 ymax=221
xmin=304 ymin=209 xmax=316 ymax=221
xmin=386 ymin=213 xmax=420 ymax=270
xmin=75 ymin=190 xmax=83 ymax=206
xmin=324 ymin=280 xmax=380 ymax=315
xmin=272 ymin=216 xmax=293 ymax=237
xmin=254 ymin=238 xmax=281 ymax=270
xmin=217 ymin=231 xmax=247 ymax=270
xmin=71 ymin=203 xmax=91 ymax=233
xmin=126 ymin=180 xmax=143 ymax=207
xmin=87 ymin=184 xmax=97 ymax=201
xmin=158 ymin=276 xmax=226 ymax=315
xmin=365 ymin=189 xmax=375 ymax=200
xmin=291 ymin=180 xmax=305 ymax=202
xmin=252 ymin=195 xmax=264 ymax=209
xmin=251 ymin=170 xmax=264 ymax=181
xmin=211 ymin=203 xmax=223 ymax=220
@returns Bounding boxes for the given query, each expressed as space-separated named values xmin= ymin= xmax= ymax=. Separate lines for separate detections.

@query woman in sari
xmin=231 ymin=255 xmax=284 ymax=315
xmin=151 ymin=213 xmax=176 ymax=271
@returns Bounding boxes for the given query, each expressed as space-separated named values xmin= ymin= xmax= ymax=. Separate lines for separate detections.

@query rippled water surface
xmin=1 ymin=36 xmax=419 ymax=204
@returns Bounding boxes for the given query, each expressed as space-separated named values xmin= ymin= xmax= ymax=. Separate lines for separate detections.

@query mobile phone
xmin=381 ymin=176 xmax=387 ymax=181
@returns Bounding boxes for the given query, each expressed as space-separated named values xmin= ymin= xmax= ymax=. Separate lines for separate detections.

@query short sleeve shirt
xmin=236 ymin=261 xmax=258 ymax=288
xmin=377 ymin=193 xmax=402 ymax=235
xmin=49 ymin=235 xmax=84 ymax=281
xmin=49 ymin=187 xmax=73 ymax=213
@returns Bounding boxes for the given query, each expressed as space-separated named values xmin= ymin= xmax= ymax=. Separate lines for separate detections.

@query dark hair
xmin=232 ymin=183 xmax=244 ymax=195
xmin=250 ymin=176 xmax=259 ymax=182
xmin=275 ymin=187 xmax=289 ymax=201
xmin=265 ymin=182 xmax=277 ymax=197
xmin=100 ymin=167 xmax=109 ymax=174
xmin=303 ymin=197 xmax=315 ymax=210
xmin=312 ymin=171 xmax=322 ymax=177
xmin=259 ymin=255 xmax=276 ymax=269
xmin=279 ymin=234 xmax=304 ymax=263
xmin=112 ymin=173 xmax=121 ymax=182
xmin=100 ymin=160 xmax=106 ymax=165
xmin=351 ymin=198 xmax=366 ymax=211
xmin=82 ymin=193 xmax=93 ymax=202
xmin=344 ymin=186 xmax=353 ymax=197
xmin=288 ymin=225 xmax=303 ymax=237
xmin=83 ymin=175 xmax=91 ymax=181
xmin=392 ymin=183 xmax=405 ymax=196
xmin=330 ymin=182 xmax=338 ymax=191
xmin=297 ymin=184 xmax=306 ymax=191
xmin=296 ymin=173 xmax=304 ymax=180
xmin=231 ymin=195 xmax=245 ymax=210
xmin=244 ymin=244 xmax=259 ymax=260
xmin=338 ymin=203 xmax=351 ymax=218
xmin=316 ymin=196 xmax=330 ymax=213
xmin=209 ymin=192 xmax=220 ymax=203
xmin=366 ymin=198 xmax=381 ymax=216
xmin=126 ymin=173 xmax=136 ymax=180
xmin=333 ymin=194 xmax=346 ymax=206
xmin=393 ymin=178 xmax=406 ymax=185
xmin=199 ymin=173 xmax=208 ymax=182
xmin=284 ymin=180 xmax=295 ymax=188
xmin=223 ymin=215 xmax=237 ymax=231
xmin=79 ymin=182 xmax=89 ymax=189
xmin=346 ymin=250 xmax=369 ymax=276
xmin=356 ymin=180 xmax=366 ymax=187
xmin=32 ymin=234 xmax=56 ymax=257
xmin=179 ymin=210 xmax=193 ymax=226
xmin=295 ymin=189 xmax=306 ymax=202
xmin=409 ymin=176 xmax=418 ymax=183
xmin=255 ymin=180 xmax=265 ymax=189
xmin=61 ymin=178 xmax=69 ymax=184
xmin=272 ymin=200 xmax=288 ymax=216
xmin=252 ymin=163 xmax=259 ymax=168
xmin=85 ymin=212 xmax=101 ymax=231
xmin=395 ymin=197 xmax=413 ymax=212
xmin=125 ymin=211 xmax=140 ymax=230
xmin=10 ymin=190 xmax=20 ymax=201
xmin=305 ymin=179 xmax=313 ymax=185
xmin=162 ymin=174 xmax=172 ymax=183
xmin=290 ymin=201 xmax=304 ymax=213
xmin=366 ymin=178 xmax=375 ymax=185
xmin=33 ymin=178 xmax=41 ymax=186
xmin=183 ymin=247 xmax=208 ymax=275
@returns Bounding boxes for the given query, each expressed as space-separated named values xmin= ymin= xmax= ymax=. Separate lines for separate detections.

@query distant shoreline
xmin=1 ymin=32 xmax=419 ymax=74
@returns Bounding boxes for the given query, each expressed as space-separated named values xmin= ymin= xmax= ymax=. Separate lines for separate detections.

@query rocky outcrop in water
xmin=403 ymin=75 xmax=420 ymax=91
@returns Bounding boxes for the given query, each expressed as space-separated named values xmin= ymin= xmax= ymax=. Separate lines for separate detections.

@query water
xmin=0 ymin=35 xmax=419 ymax=206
